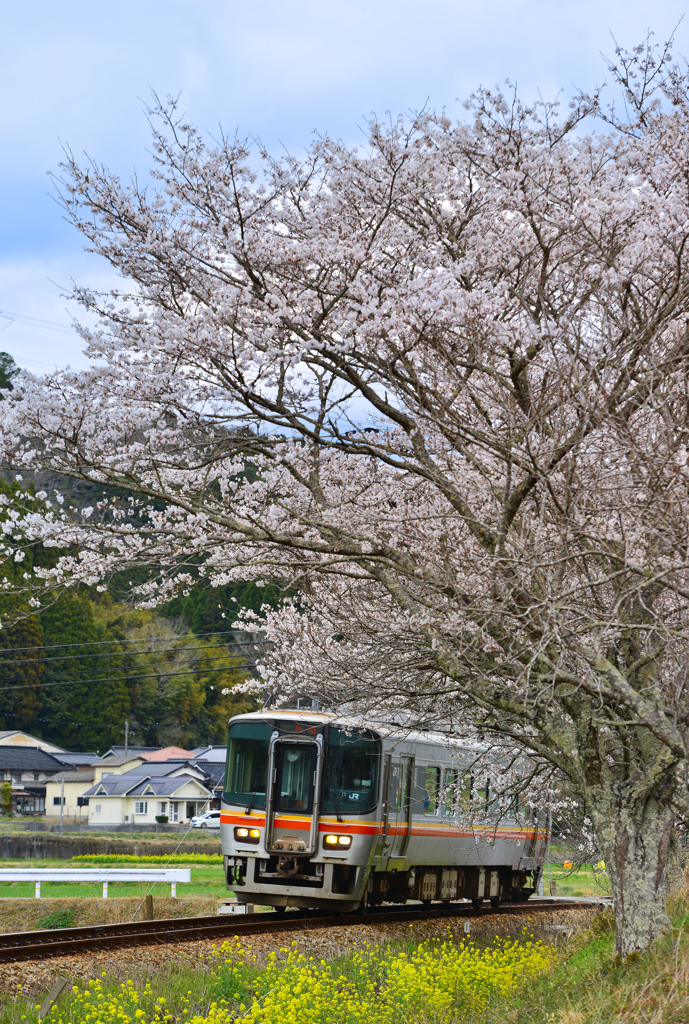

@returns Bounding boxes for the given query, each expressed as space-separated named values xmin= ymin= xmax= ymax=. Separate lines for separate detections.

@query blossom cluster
xmin=28 ymin=933 xmax=555 ymax=1024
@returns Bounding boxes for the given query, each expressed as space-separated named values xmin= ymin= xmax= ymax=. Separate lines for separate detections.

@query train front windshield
xmin=323 ymin=727 xmax=380 ymax=815
xmin=224 ymin=721 xmax=270 ymax=809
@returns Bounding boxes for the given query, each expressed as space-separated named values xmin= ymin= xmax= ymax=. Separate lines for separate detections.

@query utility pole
xmin=59 ymin=777 xmax=64 ymax=835
xmin=124 ymin=720 xmax=129 ymax=756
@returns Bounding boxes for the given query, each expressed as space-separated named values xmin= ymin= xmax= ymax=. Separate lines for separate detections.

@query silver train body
xmin=221 ymin=710 xmax=546 ymax=911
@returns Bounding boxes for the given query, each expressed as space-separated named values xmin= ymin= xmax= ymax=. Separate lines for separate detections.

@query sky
xmin=2 ymin=0 xmax=688 ymax=374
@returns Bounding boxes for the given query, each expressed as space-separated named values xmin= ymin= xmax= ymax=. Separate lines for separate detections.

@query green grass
xmin=494 ymin=892 xmax=689 ymax=1024
xmin=34 ymin=907 xmax=76 ymax=930
xmin=542 ymin=862 xmax=609 ymax=897
xmin=0 ymin=859 xmax=229 ymax=900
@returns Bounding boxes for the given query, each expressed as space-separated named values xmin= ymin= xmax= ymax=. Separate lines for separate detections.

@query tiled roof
xmin=83 ymin=776 xmax=147 ymax=797
xmin=191 ymin=747 xmax=227 ymax=763
xmin=49 ymin=770 xmax=95 ymax=783
xmin=117 ymin=762 xmax=200 ymax=778
xmin=139 ymin=746 xmax=195 ymax=762
xmin=100 ymin=746 xmax=161 ymax=758
xmin=0 ymin=747 xmax=65 ymax=771
xmin=197 ymin=762 xmax=225 ymax=784
xmin=53 ymin=753 xmax=98 ymax=766
xmin=127 ymin=776 xmax=211 ymax=797
xmin=95 ymin=755 xmax=143 ymax=767
xmin=83 ymin=773 xmax=210 ymax=798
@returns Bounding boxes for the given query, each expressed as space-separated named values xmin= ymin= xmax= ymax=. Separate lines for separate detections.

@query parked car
xmin=190 ymin=810 xmax=221 ymax=829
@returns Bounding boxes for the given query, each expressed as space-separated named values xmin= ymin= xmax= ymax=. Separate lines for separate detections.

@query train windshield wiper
xmin=326 ymin=771 xmax=343 ymax=823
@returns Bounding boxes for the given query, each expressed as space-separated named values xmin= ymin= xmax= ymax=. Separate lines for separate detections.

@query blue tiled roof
xmin=83 ymin=773 xmax=210 ymax=798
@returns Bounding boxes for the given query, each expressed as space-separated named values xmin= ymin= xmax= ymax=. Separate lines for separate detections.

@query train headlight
xmin=324 ymin=834 xmax=352 ymax=849
xmin=234 ymin=827 xmax=260 ymax=843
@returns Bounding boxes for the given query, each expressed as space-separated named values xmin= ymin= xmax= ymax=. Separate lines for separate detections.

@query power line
xmin=0 ymin=662 xmax=248 ymax=694
xmin=0 ymin=309 xmax=77 ymax=336
xmin=0 ymin=645 xmax=245 ymax=679
xmin=0 ymin=638 xmax=266 ymax=668
xmin=0 ymin=629 xmax=265 ymax=654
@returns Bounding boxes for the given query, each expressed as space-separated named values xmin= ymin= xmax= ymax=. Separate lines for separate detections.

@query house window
xmin=134 ymin=801 xmax=148 ymax=815
xmin=94 ymin=804 xmax=101 ymax=814
xmin=157 ymin=802 xmax=167 ymax=815
xmin=34 ymin=773 xmax=40 ymax=782
xmin=53 ymin=797 xmax=65 ymax=806
xmin=11 ymin=774 xmax=20 ymax=785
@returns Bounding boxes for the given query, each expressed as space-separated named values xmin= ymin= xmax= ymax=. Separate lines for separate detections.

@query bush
xmin=0 ymin=781 xmax=12 ymax=817
xmin=155 ymin=815 xmax=169 ymax=823
xmin=35 ymin=907 xmax=76 ymax=930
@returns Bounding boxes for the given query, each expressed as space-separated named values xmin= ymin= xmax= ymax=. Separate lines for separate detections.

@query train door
xmin=389 ymin=756 xmax=414 ymax=860
xmin=264 ymin=733 xmax=324 ymax=855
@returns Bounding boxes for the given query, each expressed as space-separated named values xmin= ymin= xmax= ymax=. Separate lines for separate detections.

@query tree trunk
xmin=593 ymin=797 xmax=674 ymax=960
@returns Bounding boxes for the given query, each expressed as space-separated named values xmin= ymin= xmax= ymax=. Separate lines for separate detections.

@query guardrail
xmin=0 ymin=868 xmax=191 ymax=898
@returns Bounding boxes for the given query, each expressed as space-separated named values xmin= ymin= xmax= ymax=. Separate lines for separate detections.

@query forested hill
xmin=0 ymin=476 xmax=277 ymax=753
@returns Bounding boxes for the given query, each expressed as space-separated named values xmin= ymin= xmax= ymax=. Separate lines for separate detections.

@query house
xmin=44 ymin=756 xmax=146 ymax=818
xmin=0 ymin=731 xmax=65 ymax=755
xmin=0 ymin=747 xmax=66 ymax=814
xmin=44 ymin=770 xmax=95 ymax=818
xmin=82 ymin=774 xmax=212 ymax=825
xmin=196 ymin=761 xmax=225 ymax=808
xmin=45 ymin=756 xmax=209 ymax=819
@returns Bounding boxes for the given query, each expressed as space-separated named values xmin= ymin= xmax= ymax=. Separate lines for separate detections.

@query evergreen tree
xmin=0 ymin=615 xmax=45 ymax=731
xmin=163 ymin=581 xmax=282 ymax=634
xmin=40 ymin=593 xmax=129 ymax=751
xmin=0 ymin=352 xmax=19 ymax=394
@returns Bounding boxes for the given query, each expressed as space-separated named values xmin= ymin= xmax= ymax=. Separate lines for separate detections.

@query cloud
xmin=2 ymin=0 xmax=688 ymax=340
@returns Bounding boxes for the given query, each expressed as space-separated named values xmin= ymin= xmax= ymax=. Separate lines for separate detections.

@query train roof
xmin=228 ymin=709 xmax=484 ymax=752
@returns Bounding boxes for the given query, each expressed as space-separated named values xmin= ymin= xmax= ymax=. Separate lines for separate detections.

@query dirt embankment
xmin=0 ymin=896 xmax=221 ymax=935
xmin=0 ymin=833 xmax=221 ymax=861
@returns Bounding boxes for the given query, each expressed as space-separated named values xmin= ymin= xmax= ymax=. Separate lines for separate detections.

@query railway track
xmin=0 ymin=898 xmax=604 ymax=964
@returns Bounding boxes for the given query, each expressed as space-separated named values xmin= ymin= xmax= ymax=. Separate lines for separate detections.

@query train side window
xmin=459 ymin=774 xmax=471 ymax=812
xmin=424 ymin=766 xmax=440 ymax=815
xmin=477 ymin=779 xmax=490 ymax=811
xmin=398 ymin=764 xmax=409 ymax=812
xmin=388 ymin=763 xmax=400 ymax=812
xmin=442 ymin=768 xmax=458 ymax=816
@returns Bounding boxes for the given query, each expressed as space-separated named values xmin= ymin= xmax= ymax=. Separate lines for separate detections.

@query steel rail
xmin=0 ymin=899 xmax=604 ymax=964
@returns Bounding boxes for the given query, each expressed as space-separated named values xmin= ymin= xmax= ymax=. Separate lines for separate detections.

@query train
xmin=220 ymin=709 xmax=547 ymax=912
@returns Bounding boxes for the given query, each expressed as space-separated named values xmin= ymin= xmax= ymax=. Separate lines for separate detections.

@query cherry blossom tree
xmin=3 ymin=40 xmax=689 ymax=957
